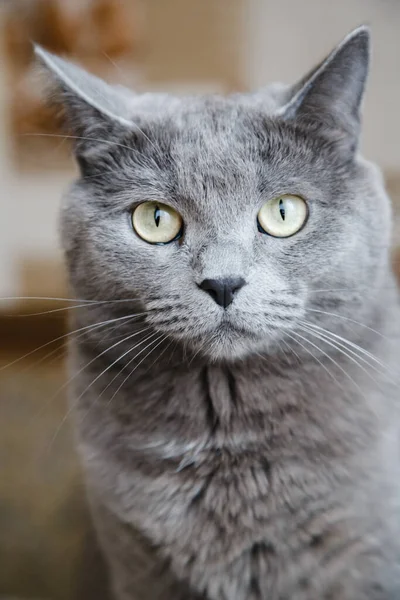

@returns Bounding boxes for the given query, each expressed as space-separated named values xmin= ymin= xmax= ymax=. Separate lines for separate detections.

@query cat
xmin=36 ymin=26 xmax=400 ymax=599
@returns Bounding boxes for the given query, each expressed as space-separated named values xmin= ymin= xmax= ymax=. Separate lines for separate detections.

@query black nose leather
xmin=199 ymin=277 xmax=245 ymax=308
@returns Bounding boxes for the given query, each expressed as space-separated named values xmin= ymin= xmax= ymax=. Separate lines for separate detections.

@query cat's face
xmin=37 ymin=27 xmax=392 ymax=361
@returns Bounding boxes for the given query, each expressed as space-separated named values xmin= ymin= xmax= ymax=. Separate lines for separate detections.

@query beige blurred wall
xmin=144 ymin=0 xmax=245 ymax=91
xmin=0 ymin=19 xmax=71 ymax=300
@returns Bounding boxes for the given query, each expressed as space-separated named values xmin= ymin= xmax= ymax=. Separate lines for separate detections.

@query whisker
xmin=303 ymin=326 xmax=395 ymax=384
xmin=102 ymin=51 xmax=131 ymax=84
xmin=305 ymin=308 xmax=391 ymax=340
xmin=189 ymin=344 xmax=203 ymax=366
xmin=81 ymin=170 xmax=144 ymax=183
xmin=147 ymin=337 xmax=173 ymax=370
xmin=0 ymin=296 xmax=145 ymax=309
xmin=76 ymin=333 xmax=167 ymax=437
xmin=24 ymin=127 xmax=165 ymax=166
xmin=16 ymin=339 xmax=66 ymax=375
xmin=308 ymin=285 xmax=399 ymax=293
xmin=52 ymin=332 xmax=165 ymax=448
xmin=0 ymin=296 xmax=96 ymax=303
xmin=6 ymin=301 xmax=142 ymax=317
xmin=289 ymin=329 xmax=364 ymax=396
xmin=80 ymin=330 xmax=161 ymax=414
xmin=104 ymin=333 xmax=167 ymax=410
xmin=22 ymin=133 xmax=146 ymax=156
xmin=280 ymin=337 xmax=302 ymax=365
xmin=300 ymin=320 xmax=398 ymax=379
xmin=0 ymin=312 xmax=147 ymax=371
xmin=168 ymin=340 xmax=180 ymax=366
xmin=298 ymin=324 xmax=387 ymax=390
xmin=19 ymin=313 xmax=136 ymax=376
xmin=27 ymin=325 xmax=152 ymax=443
xmin=284 ymin=331 xmax=344 ymax=390
xmin=45 ymin=324 xmax=153 ymax=407
xmin=43 ymin=327 xmax=155 ymax=452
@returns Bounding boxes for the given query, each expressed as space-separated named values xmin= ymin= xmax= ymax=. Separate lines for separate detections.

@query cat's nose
xmin=199 ymin=277 xmax=245 ymax=308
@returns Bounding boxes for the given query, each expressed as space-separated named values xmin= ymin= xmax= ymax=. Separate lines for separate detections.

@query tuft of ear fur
xmin=34 ymin=45 xmax=134 ymax=158
xmin=280 ymin=26 xmax=370 ymax=154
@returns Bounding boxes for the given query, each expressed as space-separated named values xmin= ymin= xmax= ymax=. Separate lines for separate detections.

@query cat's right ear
xmin=279 ymin=26 xmax=370 ymax=155
xmin=34 ymin=45 xmax=134 ymax=160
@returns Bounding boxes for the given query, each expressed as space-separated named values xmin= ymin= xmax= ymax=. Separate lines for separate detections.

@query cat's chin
xmin=192 ymin=324 xmax=272 ymax=363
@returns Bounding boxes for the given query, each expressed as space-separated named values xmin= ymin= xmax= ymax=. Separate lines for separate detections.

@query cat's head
xmin=36 ymin=27 xmax=392 ymax=361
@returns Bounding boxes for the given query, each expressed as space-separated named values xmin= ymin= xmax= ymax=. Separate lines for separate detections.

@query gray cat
xmin=36 ymin=26 xmax=400 ymax=600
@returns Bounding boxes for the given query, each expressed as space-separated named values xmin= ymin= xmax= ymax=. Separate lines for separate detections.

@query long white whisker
xmin=6 ymin=302 xmax=142 ymax=317
xmin=0 ymin=312 xmax=147 ymax=372
xmin=49 ymin=325 xmax=153 ymax=404
xmin=78 ymin=333 xmax=168 ymax=430
xmin=0 ymin=296 xmax=96 ymax=303
xmin=0 ymin=296 xmax=148 ymax=304
xmin=300 ymin=320 xmax=398 ymax=380
xmin=0 ymin=296 xmax=147 ymax=312
xmin=83 ymin=331 xmax=162 ymax=411
xmin=44 ymin=329 xmax=156 ymax=452
xmin=81 ymin=169 xmax=143 ymax=182
xmin=148 ymin=337 xmax=173 ymax=370
xmin=298 ymin=324 xmax=386 ymax=390
xmin=22 ymin=133 xmax=145 ymax=156
xmin=105 ymin=334 xmax=167 ymax=410
xmin=30 ymin=325 xmax=153 ymax=434
xmin=290 ymin=329 xmax=365 ymax=396
xmin=24 ymin=129 xmax=165 ymax=166
xmin=168 ymin=340 xmax=180 ymax=366
xmin=305 ymin=308 xmax=390 ymax=340
xmin=188 ymin=343 xmax=202 ymax=366
xmin=102 ymin=51 xmax=131 ymax=84
xmin=284 ymin=331 xmax=344 ymax=390
xmin=308 ymin=285 xmax=399 ymax=293
xmin=21 ymin=314 xmax=136 ymax=375
xmin=280 ymin=337 xmax=302 ymax=365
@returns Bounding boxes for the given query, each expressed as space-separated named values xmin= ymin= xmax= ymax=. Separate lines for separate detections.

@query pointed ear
xmin=280 ymin=26 xmax=370 ymax=154
xmin=34 ymin=45 xmax=134 ymax=158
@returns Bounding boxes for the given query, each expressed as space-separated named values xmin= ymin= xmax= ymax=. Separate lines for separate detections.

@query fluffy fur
xmin=37 ymin=27 xmax=400 ymax=599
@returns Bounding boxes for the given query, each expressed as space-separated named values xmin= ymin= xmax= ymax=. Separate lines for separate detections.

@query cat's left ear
xmin=34 ymin=45 xmax=134 ymax=158
xmin=280 ymin=26 xmax=370 ymax=153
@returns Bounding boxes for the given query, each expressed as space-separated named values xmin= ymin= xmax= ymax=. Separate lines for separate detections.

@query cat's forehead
xmin=157 ymin=100 xmax=266 ymax=204
xmin=168 ymin=101 xmax=255 ymax=156
xmin=147 ymin=96 xmax=313 ymax=193
xmin=127 ymin=87 xmax=289 ymax=158
xmin=146 ymin=95 xmax=279 ymax=173
xmin=129 ymin=85 xmax=286 ymax=125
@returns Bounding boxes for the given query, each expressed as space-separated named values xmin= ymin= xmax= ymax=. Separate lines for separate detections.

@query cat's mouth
xmin=197 ymin=318 xmax=268 ymax=361
xmin=149 ymin=308 xmax=275 ymax=360
xmin=217 ymin=320 xmax=257 ymax=338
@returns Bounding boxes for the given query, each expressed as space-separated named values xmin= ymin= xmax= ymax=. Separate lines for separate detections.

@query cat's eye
xmin=257 ymin=195 xmax=308 ymax=238
xmin=132 ymin=202 xmax=183 ymax=244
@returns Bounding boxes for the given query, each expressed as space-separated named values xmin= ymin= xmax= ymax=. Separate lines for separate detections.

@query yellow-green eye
xmin=257 ymin=195 xmax=308 ymax=238
xmin=132 ymin=202 xmax=183 ymax=244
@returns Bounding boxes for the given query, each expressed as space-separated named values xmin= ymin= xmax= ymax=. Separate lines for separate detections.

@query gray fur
xmin=36 ymin=26 xmax=400 ymax=599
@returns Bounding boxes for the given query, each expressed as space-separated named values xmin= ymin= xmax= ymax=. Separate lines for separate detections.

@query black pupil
xmin=279 ymin=199 xmax=285 ymax=221
xmin=154 ymin=206 xmax=161 ymax=227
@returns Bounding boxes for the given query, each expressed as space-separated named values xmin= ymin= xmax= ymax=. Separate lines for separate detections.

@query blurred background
xmin=0 ymin=0 xmax=399 ymax=599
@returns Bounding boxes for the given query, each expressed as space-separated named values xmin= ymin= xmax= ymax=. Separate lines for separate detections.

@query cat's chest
xmin=92 ymin=439 xmax=351 ymax=600
xmin=77 ymin=353 xmax=375 ymax=487
xmin=106 ymin=360 xmax=320 ymax=449
xmin=77 ymin=358 xmax=389 ymax=598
